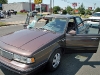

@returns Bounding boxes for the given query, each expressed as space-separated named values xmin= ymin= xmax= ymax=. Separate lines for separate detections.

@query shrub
xmin=62 ymin=10 xmax=67 ymax=14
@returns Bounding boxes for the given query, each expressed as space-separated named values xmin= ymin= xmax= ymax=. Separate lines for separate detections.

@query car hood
xmin=0 ymin=29 xmax=61 ymax=56
xmin=89 ymin=16 xmax=100 ymax=19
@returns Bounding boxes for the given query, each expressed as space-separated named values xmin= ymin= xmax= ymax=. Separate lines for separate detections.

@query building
xmin=2 ymin=2 xmax=49 ymax=12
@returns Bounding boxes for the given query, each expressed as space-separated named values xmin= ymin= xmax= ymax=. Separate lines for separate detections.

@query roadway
xmin=0 ymin=25 xmax=100 ymax=75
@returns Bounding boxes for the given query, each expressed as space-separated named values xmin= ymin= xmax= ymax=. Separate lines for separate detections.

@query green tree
xmin=94 ymin=7 xmax=100 ymax=12
xmin=53 ymin=6 xmax=61 ymax=14
xmin=66 ymin=6 xmax=73 ymax=14
xmin=0 ymin=0 xmax=8 ymax=4
xmin=78 ymin=3 xmax=85 ymax=15
xmin=62 ymin=10 xmax=67 ymax=14
xmin=85 ymin=9 xmax=92 ymax=15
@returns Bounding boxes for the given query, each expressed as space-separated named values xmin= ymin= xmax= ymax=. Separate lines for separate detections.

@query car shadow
xmin=35 ymin=53 xmax=100 ymax=75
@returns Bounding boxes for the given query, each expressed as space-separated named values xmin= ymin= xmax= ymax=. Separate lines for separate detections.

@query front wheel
xmin=47 ymin=49 xmax=62 ymax=71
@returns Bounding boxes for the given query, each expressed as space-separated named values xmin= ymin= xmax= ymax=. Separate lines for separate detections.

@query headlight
xmin=14 ymin=54 xmax=35 ymax=63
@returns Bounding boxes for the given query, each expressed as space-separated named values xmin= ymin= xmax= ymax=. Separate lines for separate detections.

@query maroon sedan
xmin=0 ymin=14 xmax=100 ymax=75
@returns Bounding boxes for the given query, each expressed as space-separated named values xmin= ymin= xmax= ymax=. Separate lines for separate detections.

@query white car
xmin=88 ymin=12 xmax=100 ymax=28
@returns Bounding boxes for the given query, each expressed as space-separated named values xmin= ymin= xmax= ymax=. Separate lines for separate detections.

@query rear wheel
xmin=47 ymin=49 xmax=62 ymax=71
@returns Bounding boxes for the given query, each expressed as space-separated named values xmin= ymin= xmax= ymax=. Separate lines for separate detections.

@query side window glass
xmin=76 ymin=17 xmax=82 ymax=25
xmin=86 ymin=24 xmax=100 ymax=34
xmin=78 ymin=20 xmax=100 ymax=34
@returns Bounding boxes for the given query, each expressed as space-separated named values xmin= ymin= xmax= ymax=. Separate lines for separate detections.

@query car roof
xmin=45 ymin=14 xmax=76 ymax=19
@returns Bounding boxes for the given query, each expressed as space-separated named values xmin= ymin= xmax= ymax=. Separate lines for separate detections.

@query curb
xmin=5 ymin=21 xmax=25 ymax=25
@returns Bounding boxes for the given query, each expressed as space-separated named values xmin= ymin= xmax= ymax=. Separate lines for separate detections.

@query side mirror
xmin=68 ymin=30 xmax=76 ymax=35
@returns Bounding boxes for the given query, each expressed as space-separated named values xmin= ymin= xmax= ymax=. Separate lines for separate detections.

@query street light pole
xmin=29 ymin=0 xmax=31 ymax=12
xmin=50 ymin=0 xmax=52 ymax=14
xmin=52 ymin=0 xmax=54 ymax=14
xmin=94 ymin=3 xmax=96 ymax=11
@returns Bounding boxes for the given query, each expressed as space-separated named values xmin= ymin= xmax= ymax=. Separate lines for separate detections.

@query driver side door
xmin=66 ymin=17 xmax=100 ymax=53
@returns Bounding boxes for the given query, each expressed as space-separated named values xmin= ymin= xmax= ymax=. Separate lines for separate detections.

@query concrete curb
xmin=5 ymin=21 xmax=25 ymax=25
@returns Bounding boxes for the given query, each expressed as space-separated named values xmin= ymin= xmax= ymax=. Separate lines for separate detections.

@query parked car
xmin=0 ymin=14 xmax=100 ymax=75
xmin=10 ymin=9 xmax=17 ymax=15
xmin=88 ymin=12 xmax=100 ymax=27
xmin=20 ymin=9 xmax=27 ymax=13
xmin=87 ymin=19 xmax=100 ymax=28
xmin=28 ymin=10 xmax=38 ymax=17
xmin=0 ymin=11 xmax=4 ymax=18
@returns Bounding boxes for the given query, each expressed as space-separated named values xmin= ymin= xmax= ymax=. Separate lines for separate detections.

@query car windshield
xmin=92 ymin=13 xmax=100 ymax=17
xmin=41 ymin=18 xmax=67 ymax=33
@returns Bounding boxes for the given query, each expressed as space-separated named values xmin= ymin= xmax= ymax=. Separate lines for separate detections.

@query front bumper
xmin=0 ymin=56 xmax=36 ymax=75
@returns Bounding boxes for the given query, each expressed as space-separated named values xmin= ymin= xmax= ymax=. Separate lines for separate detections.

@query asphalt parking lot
xmin=0 ymin=14 xmax=27 ymax=22
xmin=0 ymin=25 xmax=100 ymax=75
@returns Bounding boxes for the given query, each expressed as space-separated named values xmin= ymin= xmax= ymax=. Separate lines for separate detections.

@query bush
xmin=62 ymin=10 xmax=67 ymax=14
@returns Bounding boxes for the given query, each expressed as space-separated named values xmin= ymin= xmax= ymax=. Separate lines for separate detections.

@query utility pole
xmin=52 ymin=0 xmax=54 ymax=14
xmin=50 ymin=0 xmax=52 ymax=14
xmin=94 ymin=3 xmax=96 ymax=11
xmin=29 ymin=0 xmax=31 ymax=12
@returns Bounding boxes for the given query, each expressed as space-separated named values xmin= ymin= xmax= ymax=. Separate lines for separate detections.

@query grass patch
xmin=17 ymin=12 xmax=27 ymax=15
xmin=0 ymin=22 xmax=6 ymax=26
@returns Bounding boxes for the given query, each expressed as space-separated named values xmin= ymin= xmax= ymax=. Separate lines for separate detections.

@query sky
xmin=8 ymin=0 xmax=100 ymax=9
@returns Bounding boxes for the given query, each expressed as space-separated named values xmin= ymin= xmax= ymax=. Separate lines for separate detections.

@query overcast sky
xmin=8 ymin=0 xmax=100 ymax=9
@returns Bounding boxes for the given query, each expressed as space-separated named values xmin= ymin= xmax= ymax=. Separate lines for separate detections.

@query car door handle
xmin=91 ymin=38 xmax=98 ymax=40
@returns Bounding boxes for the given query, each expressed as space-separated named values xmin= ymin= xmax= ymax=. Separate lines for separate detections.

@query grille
xmin=0 ymin=48 xmax=13 ymax=60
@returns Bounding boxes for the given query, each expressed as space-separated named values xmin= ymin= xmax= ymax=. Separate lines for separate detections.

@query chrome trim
xmin=0 ymin=48 xmax=13 ymax=60
xmin=0 ymin=48 xmax=13 ymax=54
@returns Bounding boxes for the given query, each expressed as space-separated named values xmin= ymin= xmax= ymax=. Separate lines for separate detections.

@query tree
xmin=85 ymin=9 xmax=92 ymax=15
xmin=78 ymin=3 xmax=85 ymax=15
xmin=66 ymin=6 xmax=73 ymax=14
xmin=0 ymin=0 xmax=8 ymax=4
xmin=62 ymin=10 xmax=67 ymax=14
xmin=94 ymin=7 xmax=100 ymax=12
xmin=53 ymin=6 xmax=61 ymax=14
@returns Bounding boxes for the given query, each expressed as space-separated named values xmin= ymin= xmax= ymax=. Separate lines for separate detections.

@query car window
xmin=42 ymin=18 xmax=67 ymax=33
xmin=78 ymin=21 xmax=100 ymax=34
xmin=67 ymin=18 xmax=76 ymax=33
xmin=75 ymin=17 xmax=82 ymax=25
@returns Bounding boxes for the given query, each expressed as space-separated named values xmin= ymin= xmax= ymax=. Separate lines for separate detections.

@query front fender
xmin=47 ymin=42 xmax=61 ymax=61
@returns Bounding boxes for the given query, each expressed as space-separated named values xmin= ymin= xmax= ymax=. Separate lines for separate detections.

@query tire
xmin=47 ymin=49 xmax=62 ymax=71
